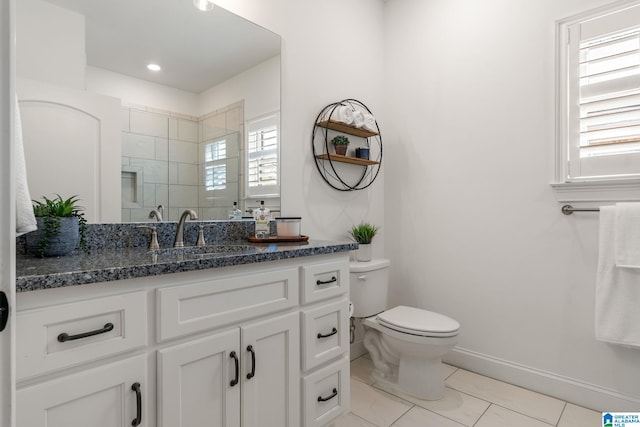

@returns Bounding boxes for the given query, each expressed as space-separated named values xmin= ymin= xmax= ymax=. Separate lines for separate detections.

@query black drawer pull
xmin=131 ymin=382 xmax=142 ymax=426
xmin=246 ymin=345 xmax=256 ymax=379
xmin=230 ymin=351 xmax=239 ymax=387
xmin=316 ymin=276 xmax=337 ymax=286
xmin=317 ymin=327 xmax=338 ymax=339
xmin=57 ymin=322 xmax=114 ymax=342
xmin=317 ymin=388 xmax=338 ymax=402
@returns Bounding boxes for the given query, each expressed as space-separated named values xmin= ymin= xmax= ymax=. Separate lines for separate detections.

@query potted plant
xmin=26 ymin=195 xmax=88 ymax=257
xmin=331 ymin=135 xmax=350 ymax=156
xmin=348 ymin=221 xmax=380 ymax=262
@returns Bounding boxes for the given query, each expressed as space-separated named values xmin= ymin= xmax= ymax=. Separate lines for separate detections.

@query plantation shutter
xmin=567 ymin=3 xmax=640 ymax=180
xmin=204 ymin=139 xmax=227 ymax=191
xmin=246 ymin=114 xmax=279 ymax=197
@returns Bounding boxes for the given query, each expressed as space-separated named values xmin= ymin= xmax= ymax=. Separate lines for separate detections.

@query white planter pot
xmin=356 ymin=243 xmax=372 ymax=262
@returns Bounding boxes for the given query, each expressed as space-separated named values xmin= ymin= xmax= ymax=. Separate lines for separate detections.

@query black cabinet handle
xmin=317 ymin=388 xmax=338 ymax=402
xmin=316 ymin=276 xmax=337 ymax=286
xmin=57 ymin=323 xmax=114 ymax=342
xmin=317 ymin=327 xmax=338 ymax=339
xmin=230 ymin=351 xmax=239 ymax=387
xmin=246 ymin=345 xmax=256 ymax=379
xmin=0 ymin=292 xmax=8 ymax=333
xmin=131 ymin=382 xmax=142 ymax=426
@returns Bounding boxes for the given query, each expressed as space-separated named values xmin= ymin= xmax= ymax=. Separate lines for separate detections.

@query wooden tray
xmin=246 ymin=235 xmax=309 ymax=243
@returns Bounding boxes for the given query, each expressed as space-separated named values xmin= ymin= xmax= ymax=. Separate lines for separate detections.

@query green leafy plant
xmin=348 ymin=222 xmax=380 ymax=244
xmin=331 ymin=135 xmax=350 ymax=145
xmin=32 ymin=195 xmax=88 ymax=257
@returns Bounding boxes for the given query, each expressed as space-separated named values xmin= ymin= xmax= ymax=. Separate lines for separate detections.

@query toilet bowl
xmin=350 ymin=260 xmax=460 ymax=400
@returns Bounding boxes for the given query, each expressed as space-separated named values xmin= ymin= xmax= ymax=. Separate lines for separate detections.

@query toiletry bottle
xmin=229 ymin=202 xmax=242 ymax=220
xmin=254 ymin=201 xmax=270 ymax=238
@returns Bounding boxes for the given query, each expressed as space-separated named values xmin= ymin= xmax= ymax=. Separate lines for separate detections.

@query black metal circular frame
xmin=312 ymin=99 xmax=382 ymax=191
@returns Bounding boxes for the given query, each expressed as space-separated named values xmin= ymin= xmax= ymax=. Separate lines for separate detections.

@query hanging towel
xmin=14 ymin=96 xmax=37 ymax=236
xmin=614 ymin=202 xmax=640 ymax=269
xmin=595 ymin=206 xmax=640 ymax=348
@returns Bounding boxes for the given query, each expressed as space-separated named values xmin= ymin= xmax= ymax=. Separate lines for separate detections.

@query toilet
xmin=350 ymin=259 xmax=460 ymax=400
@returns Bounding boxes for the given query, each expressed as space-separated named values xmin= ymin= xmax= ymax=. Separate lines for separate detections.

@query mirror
xmin=16 ymin=0 xmax=281 ymax=222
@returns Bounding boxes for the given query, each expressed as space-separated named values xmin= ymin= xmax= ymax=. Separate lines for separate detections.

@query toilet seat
xmin=377 ymin=306 xmax=460 ymax=338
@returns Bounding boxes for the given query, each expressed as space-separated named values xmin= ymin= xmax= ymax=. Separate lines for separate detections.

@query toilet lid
xmin=377 ymin=306 xmax=460 ymax=338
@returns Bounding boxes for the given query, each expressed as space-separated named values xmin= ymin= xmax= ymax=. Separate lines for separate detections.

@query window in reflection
xmin=204 ymin=139 xmax=227 ymax=191
xmin=246 ymin=113 xmax=280 ymax=198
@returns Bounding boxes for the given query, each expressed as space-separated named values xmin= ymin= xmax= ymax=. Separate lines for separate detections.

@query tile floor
xmin=335 ymin=356 xmax=601 ymax=427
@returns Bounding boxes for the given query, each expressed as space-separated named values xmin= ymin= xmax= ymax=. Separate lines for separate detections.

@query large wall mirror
xmin=16 ymin=0 xmax=281 ymax=223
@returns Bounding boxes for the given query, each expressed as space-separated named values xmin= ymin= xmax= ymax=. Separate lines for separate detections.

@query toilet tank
xmin=350 ymin=259 xmax=390 ymax=317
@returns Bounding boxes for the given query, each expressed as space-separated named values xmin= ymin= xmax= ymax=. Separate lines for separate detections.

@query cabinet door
xmin=17 ymin=355 xmax=147 ymax=427
xmin=241 ymin=311 xmax=300 ymax=427
xmin=157 ymin=329 xmax=240 ymax=427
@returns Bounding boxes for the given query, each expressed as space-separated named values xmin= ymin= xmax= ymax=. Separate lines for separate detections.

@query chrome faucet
xmin=174 ymin=209 xmax=197 ymax=248
xmin=148 ymin=209 xmax=163 ymax=221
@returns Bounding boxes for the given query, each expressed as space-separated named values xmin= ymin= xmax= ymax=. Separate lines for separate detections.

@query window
xmin=555 ymin=1 xmax=640 ymax=200
xmin=245 ymin=113 xmax=279 ymax=198
xmin=204 ymin=139 xmax=227 ymax=191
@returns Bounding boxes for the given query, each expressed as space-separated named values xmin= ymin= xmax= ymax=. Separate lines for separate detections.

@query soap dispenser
xmin=254 ymin=201 xmax=270 ymax=238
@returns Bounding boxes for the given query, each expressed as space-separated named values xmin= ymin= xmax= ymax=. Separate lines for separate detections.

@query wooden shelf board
xmin=315 ymin=153 xmax=380 ymax=166
xmin=316 ymin=120 xmax=378 ymax=138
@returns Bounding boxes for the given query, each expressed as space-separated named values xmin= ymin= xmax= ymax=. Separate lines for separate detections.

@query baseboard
xmin=444 ymin=347 xmax=640 ymax=412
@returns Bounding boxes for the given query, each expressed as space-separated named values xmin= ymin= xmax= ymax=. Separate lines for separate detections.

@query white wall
xmin=214 ymin=0 xmax=387 ymax=250
xmin=199 ymin=55 xmax=280 ymax=120
xmin=15 ymin=0 xmax=85 ymax=90
xmin=384 ymin=0 xmax=640 ymax=411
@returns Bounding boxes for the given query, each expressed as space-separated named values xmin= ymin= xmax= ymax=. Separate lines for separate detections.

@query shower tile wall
xmin=120 ymin=102 xmax=243 ymax=222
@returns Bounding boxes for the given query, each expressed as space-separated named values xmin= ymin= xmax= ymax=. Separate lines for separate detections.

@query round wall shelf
xmin=312 ymin=99 xmax=382 ymax=191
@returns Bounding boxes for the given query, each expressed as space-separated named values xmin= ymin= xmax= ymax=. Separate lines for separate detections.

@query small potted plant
xmin=26 ymin=195 xmax=88 ymax=257
xmin=348 ymin=221 xmax=380 ymax=262
xmin=331 ymin=135 xmax=350 ymax=156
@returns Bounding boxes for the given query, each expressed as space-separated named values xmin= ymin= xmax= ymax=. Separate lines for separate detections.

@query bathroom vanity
xmin=15 ymin=239 xmax=354 ymax=427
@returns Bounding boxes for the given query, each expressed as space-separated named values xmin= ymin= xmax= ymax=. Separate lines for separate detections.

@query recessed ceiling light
xmin=147 ymin=63 xmax=162 ymax=72
xmin=193 ymin=0 xmax=214 ymax=11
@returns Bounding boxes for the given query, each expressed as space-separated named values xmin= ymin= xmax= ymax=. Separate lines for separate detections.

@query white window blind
xmin=246 ymin=113 xmax=279 ymax=197
xmin=564 ymin=2 xmax=640 ymax=181
xmin=204 ymin=139 xmax=227 ymax=191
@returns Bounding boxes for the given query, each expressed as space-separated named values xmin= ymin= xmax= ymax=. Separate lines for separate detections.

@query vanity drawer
xmin=301 ymin=299 xmax=349 ymax=371
xmin=300 ymin=260 xmax=349 ymax=305
xmin=157 ymin=267 xmax=298 ymax=341
xmin=302 ymin=356 xmax=350 ymax=427
xmin=17 ymin=291 xmax=147 ymax=381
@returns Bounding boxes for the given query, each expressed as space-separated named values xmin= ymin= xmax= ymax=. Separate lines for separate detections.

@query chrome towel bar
xmin=561 ymin=204 xmax=600 ymax=215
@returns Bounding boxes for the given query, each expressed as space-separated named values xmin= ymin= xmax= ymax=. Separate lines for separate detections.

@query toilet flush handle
xmin=357 ymin=275 xmax=367 ymax=281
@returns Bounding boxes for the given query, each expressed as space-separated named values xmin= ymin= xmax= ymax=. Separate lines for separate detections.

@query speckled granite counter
xmin=16 ymin=239 xmax=356 ymax=292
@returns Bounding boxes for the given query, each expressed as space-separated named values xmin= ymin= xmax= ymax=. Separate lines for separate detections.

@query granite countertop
xmin=16 ymin=239 xmax=357 ymax=293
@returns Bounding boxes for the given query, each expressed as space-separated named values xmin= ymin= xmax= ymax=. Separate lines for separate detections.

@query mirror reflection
xmin=16 ymin=0 xmax=281 ymax=222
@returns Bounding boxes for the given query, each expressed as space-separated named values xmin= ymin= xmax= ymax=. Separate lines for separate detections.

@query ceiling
xmin=43 ymin=0 xmax=281 ymax=93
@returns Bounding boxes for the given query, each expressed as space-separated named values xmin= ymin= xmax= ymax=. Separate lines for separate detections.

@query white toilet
xmin=350 ymin=259 xmax=460 ymax=400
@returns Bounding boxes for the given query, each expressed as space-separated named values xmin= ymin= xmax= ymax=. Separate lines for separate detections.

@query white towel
xmin=352 ymin=109 xmax=365 ymax=128
xmin=14 ymin=96 xmax=37 ymax=236
xmin=362 ymin=113 xmax=378 ymax=133
xmin=320 ymin=105 xmax=354 ymax=126
xmin=595 ymin=206 xmax=640 ymax=348
xmin=615 ymin=202 xmax=640 ymax=268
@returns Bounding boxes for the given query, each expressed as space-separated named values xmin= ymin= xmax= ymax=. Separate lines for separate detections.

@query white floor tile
xmin=351 ymin=357 xmax=374 ymax=385
xmin=333 ymin=412 xmax=377 ymax=427
xmin=391 ymin=406 xmax=467 ymax=427
xmin=443 ymin=363 xmax=458 ymax=380
xmin=557 ymin=403 xmax=601 ymax=427
xmin=445 ymin=369 xmax=565 ymax=425
xmin=349 ymin=378 xmax=413 ymax=427
xmin=396 ymin=386 xmax=491 ymax=426
xmin=474 ymin=404 xmax=555 ymax=427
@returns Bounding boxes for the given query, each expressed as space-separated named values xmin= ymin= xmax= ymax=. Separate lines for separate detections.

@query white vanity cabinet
xmin=16 ymin=252 xmax=350 ymax=427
